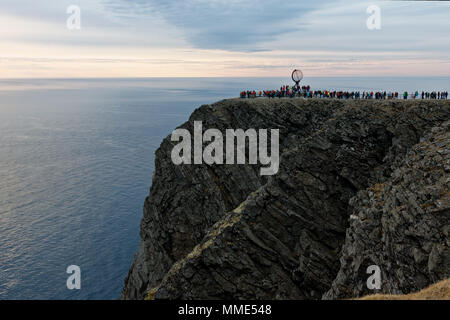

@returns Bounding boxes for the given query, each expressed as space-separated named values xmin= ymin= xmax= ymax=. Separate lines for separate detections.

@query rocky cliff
xmin=121 ymin=98 xmax=449 ymax=300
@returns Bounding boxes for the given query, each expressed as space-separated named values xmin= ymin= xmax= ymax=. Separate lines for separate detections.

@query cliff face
xmin=324 ymin=119 xmax=450 ymax=299
xmin=121 ymin=99 xmax=449 ymax=300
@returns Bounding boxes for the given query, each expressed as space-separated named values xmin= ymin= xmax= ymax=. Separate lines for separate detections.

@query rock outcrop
xmin=324 ymin=120 xmax=450 ymax=299
xmin=121 ymin=99 xmax=449 ymax=300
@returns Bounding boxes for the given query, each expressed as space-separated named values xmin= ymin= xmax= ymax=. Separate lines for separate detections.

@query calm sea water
xmin=0 ymin=77 xmax=449 ymax=300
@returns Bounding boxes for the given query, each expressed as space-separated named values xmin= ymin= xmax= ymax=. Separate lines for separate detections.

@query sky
xmin=1 ymin=0 xmax=450 ymax=78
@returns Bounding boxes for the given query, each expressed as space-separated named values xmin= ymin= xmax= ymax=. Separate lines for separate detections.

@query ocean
xmin=0 ymin=77 xmax=449 ymax=300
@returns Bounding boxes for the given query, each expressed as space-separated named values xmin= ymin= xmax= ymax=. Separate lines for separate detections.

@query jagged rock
xmin=324 ymin=120 xmax=450 ymax=299
xmin=121 ymin=99 xmax=449 ymax=300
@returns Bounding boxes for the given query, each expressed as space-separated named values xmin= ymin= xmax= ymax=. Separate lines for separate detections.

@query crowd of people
xmin=240 ymin=85 xmax=449 ymax=100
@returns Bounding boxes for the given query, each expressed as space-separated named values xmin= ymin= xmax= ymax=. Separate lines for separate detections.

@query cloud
xmin=101 ymin=0 xmax=329 ymax=51
xmin=1 ymin=0 xmax=449 ymax=77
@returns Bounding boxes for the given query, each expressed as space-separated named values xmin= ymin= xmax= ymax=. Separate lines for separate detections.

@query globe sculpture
xmin=292 ymin=69 xmax=303 ymax=85
xmin=291 ymin=69 xmax=303 ymax=93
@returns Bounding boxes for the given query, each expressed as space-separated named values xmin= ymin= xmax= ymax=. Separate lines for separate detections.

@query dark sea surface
xmin=0 ymin=77 xmax=449 ymax=300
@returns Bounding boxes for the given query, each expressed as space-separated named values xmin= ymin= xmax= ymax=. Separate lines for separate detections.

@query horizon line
xmin=2 ymin=75 xmax=450 ymax=80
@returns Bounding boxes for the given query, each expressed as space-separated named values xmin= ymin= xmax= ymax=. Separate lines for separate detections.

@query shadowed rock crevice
xmin=121 ymin=99 xmax=449 ymax=300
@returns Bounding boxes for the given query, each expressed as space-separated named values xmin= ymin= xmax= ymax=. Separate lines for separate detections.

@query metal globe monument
xmin=292 ymin=69 xmax=303 ymax=92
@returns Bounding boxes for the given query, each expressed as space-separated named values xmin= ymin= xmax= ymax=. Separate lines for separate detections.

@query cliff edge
xmin=121 ymin=98 xmax=449 ymax=300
